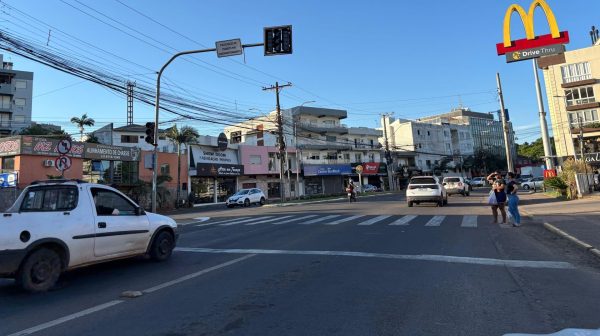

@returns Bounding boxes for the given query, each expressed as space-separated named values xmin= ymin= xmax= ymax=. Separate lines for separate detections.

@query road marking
xmin=220 ymin=216 xmax=273 ymax=226
xmin=6 ymin=300 xmax=124 ymax=336
xmin=245 ymin=215 xmax=294 ymax=225
xmin=300 ymin=215 xmax=341 ymax=225
xmin=193 ymin=217 xmax=210 ymax=222
xmin=461 ymin=215 xmax=478 ymax=228
xmin=175 ymin=247 xmax=576 ymax=270
xmin=196 ymin=217 xmax=251 ymax=227
xmin=425 ymin=216 xmax=445 ymax=227
xmin=325 ymin=215 xmax=365 ymax=225
xmin=143 ymin=254 xmax=255 ymax=293
xmin=273 ymin=215 xmax=318 ymax=224
xmin=357 ymin=215 xmax=391 ymax=226
xmin=389 ymin=215 xmax=417 ymax=226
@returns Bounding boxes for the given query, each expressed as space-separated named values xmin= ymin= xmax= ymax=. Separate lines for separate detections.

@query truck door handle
xmin=63 ymin=212 xmax=70 ymax=215
xmin=98 ymin=222 xmax=107 ymax=228
xmin=3 ymin=213 xmax=11 ymax=217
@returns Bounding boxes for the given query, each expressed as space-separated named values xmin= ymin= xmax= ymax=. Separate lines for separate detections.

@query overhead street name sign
xmin=506 ymin=44 xmax=565 ymax=63
xmin=215 ymin=39 xmax=243 ymax=58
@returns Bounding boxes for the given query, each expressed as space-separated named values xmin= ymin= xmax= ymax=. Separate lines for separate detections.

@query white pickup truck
xmin=0 ymin=180 xmax=178 ymax=292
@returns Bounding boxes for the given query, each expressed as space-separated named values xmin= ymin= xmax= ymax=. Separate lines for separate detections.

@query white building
xmin=93 ymin=123 xmax=177 ymax=153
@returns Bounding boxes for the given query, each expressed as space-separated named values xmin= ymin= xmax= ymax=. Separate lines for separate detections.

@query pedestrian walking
xmin=487 ymin=172 xmax=507 ymax=224
xmin=506 ymin=172 xmax=521 ymax=227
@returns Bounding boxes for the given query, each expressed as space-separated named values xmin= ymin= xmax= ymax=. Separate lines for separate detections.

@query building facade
xmin=0 ymin=54 xmax=33 ymax=136
xmin=542 ymin=40 xmax=600 ymax=168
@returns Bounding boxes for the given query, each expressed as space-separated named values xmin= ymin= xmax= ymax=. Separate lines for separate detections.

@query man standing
xmin=506 ymin=172 xmax=521 ymax=227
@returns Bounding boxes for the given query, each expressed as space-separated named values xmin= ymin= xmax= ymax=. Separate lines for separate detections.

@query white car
xmin=226 ymin=188 xmax=266 ymax=208
xmin=470 ymin=177 xmax=487 ymax=188
xmin=0 ymin=180 xmax=178 ymax=292
xmin=443 ymin=177 xmax=470 ymax=196
xmin=406 ymin=176 xmax=448 ymax=207
xmin=521 ymin=176 xmax=545 ymax=190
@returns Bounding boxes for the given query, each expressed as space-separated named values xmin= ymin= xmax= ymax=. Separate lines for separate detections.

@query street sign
xmin=0 ymin=172 xmax=17 ymax=188
xmin=355 ymin=165 xmax=364 ymax=174
xmin=57 ymin=138 xmax=72 ymax=155
xmin=506 ymin=44 xmax=565 ymax=63
xmin=55 ymin=155 xmax=72 ymax=172
xmin=217 ymin=133 xmax=228 ymax=151
xmin=215 ymin=39 xmax=243 ymax=58
xmin=264 ymin=25 xmax=292 ymax=56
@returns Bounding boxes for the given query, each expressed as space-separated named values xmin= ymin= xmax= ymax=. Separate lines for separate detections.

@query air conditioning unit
xmin=43 ymin=159 xmax=54 ymax=167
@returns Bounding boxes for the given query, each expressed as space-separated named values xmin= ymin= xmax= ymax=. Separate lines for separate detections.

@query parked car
xmin=470 ymin=177 xmax=487 ymax=188
xmin=521 ymin=176 xmax=544 ymax=190
xmin=406 ymin=176 xmax=448 ymax=207
xmin=442 ymin=177 xmax=470 ymax=196
xmin=0 ymin=180 xmax=178 ymax=292
xmin=362 ymin=184 xmax=381 ymax=192
xmin=226 ymin=188 xmax=266 ymax=208
xmin=464 ymin=178 xmax=473 ymax=191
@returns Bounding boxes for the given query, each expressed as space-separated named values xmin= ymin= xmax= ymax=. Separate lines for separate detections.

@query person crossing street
xmin=506 ymin=172 xmax=522 ymax=227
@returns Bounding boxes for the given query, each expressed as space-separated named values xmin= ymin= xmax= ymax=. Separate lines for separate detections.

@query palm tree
xmin=70 ymin=114 xmax=95 ymax=141
xmin=165 ymin=124 xmax=199 ymax=208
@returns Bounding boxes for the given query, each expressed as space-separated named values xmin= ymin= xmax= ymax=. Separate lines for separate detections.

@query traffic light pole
xmin=151 ymin=43 xmax=263 ymax=213
xmin=496 ymin=73 xmax=514 ymax=173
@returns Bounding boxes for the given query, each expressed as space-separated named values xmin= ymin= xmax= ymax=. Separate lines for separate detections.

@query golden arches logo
xmin=503 ymin=0 xmax=561 ymax=48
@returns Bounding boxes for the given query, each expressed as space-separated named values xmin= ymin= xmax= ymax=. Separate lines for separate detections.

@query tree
xmin=165 ymin=124 xmax=199 ymax=208
xmin=70 ymin=114 xmax=95 ymax=141
xmin=473 ymin=149 xmax=505 ymax=174
xmin=19 ymin=124 xmax=68 ymax=137
xmin=85 ymin=134 xmax=100 ymax=143
xmin=517 ymin=137 xmax=556 ymax=163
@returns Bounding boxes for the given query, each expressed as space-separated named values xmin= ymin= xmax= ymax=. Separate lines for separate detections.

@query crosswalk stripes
xmin=300 ymin=215 xmax=341 ymax=225
xmin=461 ymin=215 xmax=478 ymax=228
xmin=272 ymin=215 xmax=319 ymax=225
xmin=325 ymin=215 xmax=365 ymax=225
xmin=220 ymin=216 xmax=274 ymax=226
xmin=196 ymin=217 xmax=251 ymax=227
xmin=425 ymin=216 xmax=445 ymax=227
xmin=245 ymin=215 xmax=294 ymax=225
xmin=389 ymin=215 xmax=417 ymax=226
xmin=358 ymin=215 xmax=391 ymax=226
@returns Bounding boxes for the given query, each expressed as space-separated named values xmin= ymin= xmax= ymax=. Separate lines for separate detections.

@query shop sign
xmin=191 ymin=145 xmax=238 ymax=164
xmin=584 ymin=152 xmax=600 ymax=165
xmin=303 ymin=164 xmax=352 ymax=176
xmin=0 ymin=137 xmax=20 ymax=156
xmin=84 ymin=143 xmax=141 ymax=161
xmin=196 ymin=163 xmax=244 ymax=177
xmin=20 ymin=137 xmax=85 ymax=158
xmin=0 ymin=172 xmax=17 ymax=188
xmin=363 ymin=162 xmax=380 ymax=174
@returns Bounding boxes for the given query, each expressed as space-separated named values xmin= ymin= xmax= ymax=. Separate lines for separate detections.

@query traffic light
xmin=264 ymin=25 xmax=292 ymax=56
xmin=145 ymin=122 xmax=155 ymax=145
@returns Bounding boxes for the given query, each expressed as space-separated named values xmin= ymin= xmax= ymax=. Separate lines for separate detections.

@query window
xmin=91 ymin=188 xmax=136 ymax=216
xmin=323 ymin=120 xmax=335 ymax=126
xmin=446 ymin=143 xmax=451 ymax=150
xmin=120 ymin=135 xmax=138 ymax=143
xmin=326 ymin=152 xmax=337 ymax=160
xmin=354 ymin=139 xmax=358 ymax=148
xmin=15 ymin=80 xmax=26 ymax=89
xmin=160 ymin=163 xmax=170 ymax=175
xmin=139 ymin=135 xmax=144 ymax=139
xmin=326 ymin=135 xmax=337 ymax=142
xmin=231 ymin=131 xmax=242 ymax=144
xmin=2 ymin=156 xmax=15 ymax=170
xmin=569 ymin=109 xmax=599 ymax=125
xmin=14 ymin=98 xmax=25 ymax=106
xmin=249 ymin=155 xmax=262 ymax=164
xmin=343 ymin=153 xmax=350 ymax=160
xmin=565 ymin=87 xmax=595 ymax=106
xmin=21 ymin=187 xmax=78 ymax=212
xmin=13 ymin=115 xmax=24 ymax=123
xmin=268 ymin=153 xmax=277 ymax=170
xmin=370 ymin=139 xmax=374 ymax=148
xmin=561 ymin=62 xmax=591 ymax=83
xmin=0 ymin=95 xmax=10 ymax=109
xmin=368 ymin=153 xmax=375 ymax=162
xmin=354 ymin=153 xmax=362 ymax=162
xmin=417 ymin=129 xmax=421 ymax=136
xmin=426 ymin=160 xmax=432 ymax=168
xmin=427 ymin=131 xmax=431 ymax=136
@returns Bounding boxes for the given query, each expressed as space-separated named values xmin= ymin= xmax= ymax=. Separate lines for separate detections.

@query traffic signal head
xmin=264 ymin=25 xmax=292 ymax=56
xmin=145 ymin=122 xmax=155 ymax=145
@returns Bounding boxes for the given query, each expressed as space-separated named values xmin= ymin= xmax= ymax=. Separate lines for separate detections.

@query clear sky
xmin=1 ymin=0 xmax=599 ymax=144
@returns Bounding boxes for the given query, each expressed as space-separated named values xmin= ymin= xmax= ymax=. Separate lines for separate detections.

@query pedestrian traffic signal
xmin=145 ymin=122 xmax=155 ymax=145
xmin=264 ymin=25 xmax=292 ymax=56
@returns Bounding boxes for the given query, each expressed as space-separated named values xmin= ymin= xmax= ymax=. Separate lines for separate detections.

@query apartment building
xmin=0 ymin=54 xmax=33 ymax=136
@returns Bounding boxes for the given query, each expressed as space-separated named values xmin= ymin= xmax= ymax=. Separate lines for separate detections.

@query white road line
xmin=300 ymin=215 xmax=341 ymax=225
xmin=389 ymin=215 xmax=417 ymax=226
xmin=193 ymin=217 xmax=210 ymax=222
xmin=245 ymin=215 xmax=294 ymax=225
xmin=196 ymin=217 xmax=251 ymax=227
xmin=358 ymin=215 xmax=391 ymax=226
xmin=273 ymin=215 xmax=318 ymax=224
xmin=6 ymin=300 xmax=124 ymax=336
xmin=175 ymin=247 xmax=576 ymax=270
xmin=220 ymin=216 xmax=273 ymax=226
xmin=461 ymin=215 xmax=478 ymax=228
xmin=425 ymin=215 xmax=445 ymax=227
xmin=143 ymin=254 xmax=255 ymax=293
xmin=325 ymin=215 xmax=365 ymax=225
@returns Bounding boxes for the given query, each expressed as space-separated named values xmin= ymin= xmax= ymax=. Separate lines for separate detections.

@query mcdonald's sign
xmin=496 ymin=0 xmax=569 ymax=56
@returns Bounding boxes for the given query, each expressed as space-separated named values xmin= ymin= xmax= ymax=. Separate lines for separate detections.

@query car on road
xmin=470 ymin=177 xmax=487 ymax=188
xmin=442 ymin=177 xmax=470 ymax=196
xmin=0 ymin=180 xmax=178 ymax=292
xmin=406 ymin=176 xmax=448 ymax=207
xmin=521 ymin=176 xmax=544 ymax=190
xmin=226 ymin=188 xmax=266 ymax=208
xmin=362 ymin=184 xmax=381 ymax=192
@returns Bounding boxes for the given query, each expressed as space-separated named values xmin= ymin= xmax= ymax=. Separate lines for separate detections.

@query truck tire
xmin=17 ymin=248 xmax=62 ymax=293
xmin=150 ymin=231 xmax=174 ymax=262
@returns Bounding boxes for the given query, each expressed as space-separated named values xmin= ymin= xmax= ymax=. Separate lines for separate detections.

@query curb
xmin=264 ymin=192 xmax=398 ymax=208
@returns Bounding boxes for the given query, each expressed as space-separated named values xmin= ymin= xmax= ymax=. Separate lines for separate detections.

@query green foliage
xmin=473 ymin=149 xmax=505 ymax=173
xmin=543 ymin=176 xmax=567 ymax=190
xmin=559 ymin=158 xmax=592 ymax=199
xmin=19 ymin=124 xmax=68 ymax=137
xmin=517 ymin=137 xmax=556 ymax=163
xmin=85 ymin=134 xmax=100 ymax=143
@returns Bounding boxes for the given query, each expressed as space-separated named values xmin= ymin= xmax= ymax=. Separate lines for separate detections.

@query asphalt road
xmin=2 ymin=190 xmax=600 ymax=336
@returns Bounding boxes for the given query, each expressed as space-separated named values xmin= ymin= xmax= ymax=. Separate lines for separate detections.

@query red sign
xmin=543 ymin=169 xmax=557 ymax=179
xmin=362 ymin=162 xmax=380 ymax=175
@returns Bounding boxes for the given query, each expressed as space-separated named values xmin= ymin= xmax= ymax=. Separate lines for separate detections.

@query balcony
xmin=299 ymin=143 xmax=352 ymax=151
xmin=298 ymin=122 xmax=348 ymax=134
xmin=0 ymin=84 xmax=13 ymax=95
xmin=561 ymin=77 xmax=595 ymax=89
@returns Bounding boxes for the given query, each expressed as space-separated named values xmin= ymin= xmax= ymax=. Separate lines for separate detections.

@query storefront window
xmin=1 ymin=156 xmax=15 ymax=171
xmin=304 ymin=177 xmax=323 ymax=195
xmin=190 ymin=177 xmax=236 ymax=203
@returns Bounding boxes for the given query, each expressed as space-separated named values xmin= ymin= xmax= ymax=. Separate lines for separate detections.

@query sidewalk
xmin=520 ymin=192 xmax=600 ymax=258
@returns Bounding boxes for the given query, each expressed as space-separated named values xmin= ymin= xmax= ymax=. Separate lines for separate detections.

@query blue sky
xmin=1 ymin=0 xmax=599 ymax=143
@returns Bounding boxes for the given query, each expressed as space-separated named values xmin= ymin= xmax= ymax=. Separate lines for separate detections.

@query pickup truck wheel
xmin=150 ymin=231 xmax=174 ymax=262
xmin=17 ymin=248 xmax=62 ymax=293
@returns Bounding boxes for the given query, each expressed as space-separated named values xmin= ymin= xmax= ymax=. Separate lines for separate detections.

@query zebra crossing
xmin=192 ymin=214 xmax=487 ymax=229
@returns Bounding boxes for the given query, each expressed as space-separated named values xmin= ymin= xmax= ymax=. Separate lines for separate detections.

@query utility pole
xmin=496 ymin=73 xmax=514 ymax=173
xmin=263 ymin=81 xmax=292 ymax=203
xmin=578 ymin=116 xmax=592 ymax=193
xmin=382 ymin=114 xmax=394 ymax=191
xmin=126 ymin=81 xmax=135 ymax=125
xmin=532 ymin=60 xmax=555 ymax=170
xmin=294 ymin=115 xmax=301 ymax=200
